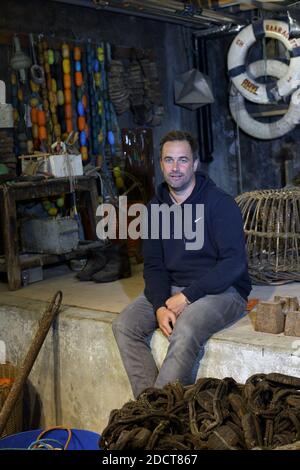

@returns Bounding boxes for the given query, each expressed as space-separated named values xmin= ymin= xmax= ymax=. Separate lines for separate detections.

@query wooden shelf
xmin=0 ymin=241 xmax=104 ymax=272
xmin=0 ymin=176 xmax=99 ymax=290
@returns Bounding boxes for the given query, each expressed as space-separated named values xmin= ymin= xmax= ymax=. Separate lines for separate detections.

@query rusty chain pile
xmin=100 ymin=373 xmax=300 ymax=450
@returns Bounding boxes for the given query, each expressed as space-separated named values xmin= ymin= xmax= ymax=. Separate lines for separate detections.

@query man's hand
xmin=165 ymin=292 xmax=188 ymax=317
xmin=156 ymin=306 xmax=176 ymax=339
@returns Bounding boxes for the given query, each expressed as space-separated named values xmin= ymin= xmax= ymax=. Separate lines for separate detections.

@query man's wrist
xmin=182 ymin=294 xmax=191 ymax=305
xmin=156 ymin=305 xmax=166 ymax=314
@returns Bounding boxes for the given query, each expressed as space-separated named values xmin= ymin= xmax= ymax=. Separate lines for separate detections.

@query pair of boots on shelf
xmin=76 ymin=241 xmax=131 ymax=283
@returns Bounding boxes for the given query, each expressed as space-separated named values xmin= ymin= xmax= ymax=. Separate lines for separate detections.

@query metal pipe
xmin=106 ymin=2 xmax=213 ymax=26
xmin=51 ymin=0 xmax=212 ymax=27
xmin=51 ymin=0 xmax=206 ymax=27
xmin=119 ymin=0 xmax=185 ymax=11
xmin=193 ymin=23 xmax=244 ymax=38
xmin=197 ymin=8 xmax=247 ymax=24
xmin=194 ymin=35 xmax=214 ymax=164
xmin=113 ymin=0 xmax=182 ymax=15
xmin=101 ymin=0 xmax=247 ymax=25
xmin=51 ymin=0 xmax=246 ymax=29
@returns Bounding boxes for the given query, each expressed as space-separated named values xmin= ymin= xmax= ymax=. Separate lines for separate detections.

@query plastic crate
xmin=21 ymin=217 xmax=79 ymax=254
xmin=0 ymin=363 xmax=23 ymax=438
xmin=21 ymin=153 xmax=83 ymax=178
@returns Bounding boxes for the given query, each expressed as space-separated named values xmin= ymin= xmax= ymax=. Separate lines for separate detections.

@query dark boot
xmin=92 ymin=258 xmax=122 ymax=283
xmin=92 ymin=242 xmax=131 ymax=283
xmin=76 ymin=248 xmax=107 ymax=281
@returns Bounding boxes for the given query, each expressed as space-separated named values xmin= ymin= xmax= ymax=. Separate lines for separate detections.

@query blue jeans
xmin=112 ymin=286 xmax=247 ymax=398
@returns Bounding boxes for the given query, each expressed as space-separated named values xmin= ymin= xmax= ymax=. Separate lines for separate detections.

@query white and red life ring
xmin=228 ymin=20 xmax=300 ymax=104
xmin=229 ymin=60 xmax=300 ymax=139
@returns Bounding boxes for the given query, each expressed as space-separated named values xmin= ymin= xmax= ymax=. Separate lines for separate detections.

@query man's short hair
xmin=159 ymin=130 xmax=198 ymax=161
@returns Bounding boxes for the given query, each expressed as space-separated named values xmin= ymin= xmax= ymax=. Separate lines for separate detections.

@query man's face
xmin=160 ymin=140 xmax=198 ymax=191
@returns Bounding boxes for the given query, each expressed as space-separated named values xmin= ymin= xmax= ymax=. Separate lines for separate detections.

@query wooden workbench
xmin=0 ymin=176 xmax=100 ymax=290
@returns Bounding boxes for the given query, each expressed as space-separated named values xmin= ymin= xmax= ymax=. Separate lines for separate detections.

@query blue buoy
xmin=93 ymin=59 xmax=100 ymax=73
xmin=77 ymin=101 xmax=85 ymax=116
xmin=80 ymin=130 xmax=87 ymax=147
xmin=108 ymin=130 xmax=115 ymax=145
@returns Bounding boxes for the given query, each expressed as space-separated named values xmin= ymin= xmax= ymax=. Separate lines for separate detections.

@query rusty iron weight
xmin=0 ymin=291 xmax=63 ymax=436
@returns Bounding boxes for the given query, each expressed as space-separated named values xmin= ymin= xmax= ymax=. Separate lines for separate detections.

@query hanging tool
xmin=29 ymin=34 xmax=44 ymax=85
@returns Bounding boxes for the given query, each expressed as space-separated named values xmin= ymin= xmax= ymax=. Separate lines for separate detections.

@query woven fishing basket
xmin=0 ymin=363 xmax=23 ymax=437
xmin=236 ymin=188 xmax=300 ymax=285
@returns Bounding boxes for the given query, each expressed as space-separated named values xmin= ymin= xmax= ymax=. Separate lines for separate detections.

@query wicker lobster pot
xmin=0 ymin=363 xmax=23 ymax=437
xmin=236 ymin=188 xmax=300 ymax=285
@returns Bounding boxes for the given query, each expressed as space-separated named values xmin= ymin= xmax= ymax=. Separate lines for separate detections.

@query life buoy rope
xmin=228 ymin=20 xmax=300 ymax=104
xmin=229 ymin=60 xmax=300 ymax=139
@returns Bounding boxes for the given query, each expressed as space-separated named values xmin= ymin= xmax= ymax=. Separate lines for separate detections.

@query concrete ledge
xmin=152 ymin=313 xmax=300 ymax=383
xmin=0 ymin=295 xmax=133 ymax=433
xmin=1 ymin=293 xmax=300 ymax=434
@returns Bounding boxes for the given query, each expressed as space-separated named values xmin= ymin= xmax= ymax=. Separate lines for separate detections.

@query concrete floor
xmin=0 ymin=263 xmax=300 ymax=434
xmin=0 ymin=262 xmax=145 ymax=312
xmin=0 ymin=262 xmax=299 ymax=314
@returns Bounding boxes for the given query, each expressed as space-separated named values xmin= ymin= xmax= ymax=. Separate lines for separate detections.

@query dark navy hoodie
xmin=143 ymin=171 xmax=252 ymax=312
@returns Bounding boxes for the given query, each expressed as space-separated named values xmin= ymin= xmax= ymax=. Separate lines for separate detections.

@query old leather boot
xmin=92 ymin=243 xmax=131 ymax=283
xmin=92 ymin=258 xmax=122 ymax=283
xmin=76 ymin=248 xmax=107 ymax=281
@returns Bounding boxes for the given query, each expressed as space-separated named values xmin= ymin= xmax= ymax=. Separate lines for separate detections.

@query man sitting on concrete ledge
xmin=113 ymin=130 xmax=252 ymax=398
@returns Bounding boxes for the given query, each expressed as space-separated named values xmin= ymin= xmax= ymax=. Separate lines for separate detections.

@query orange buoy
xmin=38 ymin=125 xmax=47 ymax=140
xmin=37 ymin=110 xmax=46 ymax=126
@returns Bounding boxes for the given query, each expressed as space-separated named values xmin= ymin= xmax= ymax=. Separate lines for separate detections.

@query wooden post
xmin=1 ymin=185 xmax=21 ymax=290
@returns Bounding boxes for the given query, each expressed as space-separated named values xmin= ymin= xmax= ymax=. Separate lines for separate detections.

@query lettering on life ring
xmin=228 ymin=20 xmax=300 ymax=104
xmin=229 ymin=59 xmax=300 ymax=139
